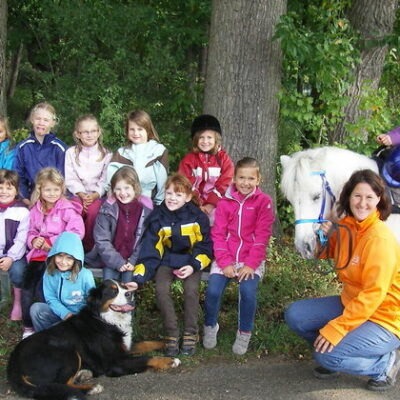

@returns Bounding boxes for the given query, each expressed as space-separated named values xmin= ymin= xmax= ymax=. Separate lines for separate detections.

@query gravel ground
xmin=1 ymin=356 xmax=399 ymax=399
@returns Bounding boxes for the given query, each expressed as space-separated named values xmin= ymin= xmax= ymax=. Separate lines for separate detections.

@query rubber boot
xmin=10 ymin=287 xmax=22 ymax=321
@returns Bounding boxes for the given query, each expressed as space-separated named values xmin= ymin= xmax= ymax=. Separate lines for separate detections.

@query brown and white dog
xmin=7 ymin=279 xmax=180 ymax=400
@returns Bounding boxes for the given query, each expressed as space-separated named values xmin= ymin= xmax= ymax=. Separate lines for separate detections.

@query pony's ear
xmin=280 ymin=155 xmax=291 ymax=168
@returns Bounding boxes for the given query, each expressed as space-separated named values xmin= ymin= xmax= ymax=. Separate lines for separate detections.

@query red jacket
xmin=178 ymin=148 xmax=234 ymax=206
xmin=212 ymin=185 xmax=274 ymax=269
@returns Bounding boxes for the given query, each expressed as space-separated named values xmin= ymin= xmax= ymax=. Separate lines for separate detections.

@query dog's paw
xmin=172 ymin=358 xmax=181 ymax=368
xmin=75 ymin=369 xmax=93 ymax=383
xmin=88 ymin=384 xmax=103 ymax=395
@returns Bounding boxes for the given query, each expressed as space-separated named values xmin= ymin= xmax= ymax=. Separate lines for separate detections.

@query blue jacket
xmin=14 ymin=132 xmax=67 ymax=199
xmin=44 ymin=232 xmax=95 ymax=320
xmin=0 ymin=140 xmax=15 ymax=170
xmin=133 ymin=201 xmax=213 ymax=284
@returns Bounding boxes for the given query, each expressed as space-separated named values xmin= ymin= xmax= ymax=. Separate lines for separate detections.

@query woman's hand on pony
xmin=314 ymin=334 xmax=334 ymax=353
xmin=237 ymin=265 xmax=254 ymax=282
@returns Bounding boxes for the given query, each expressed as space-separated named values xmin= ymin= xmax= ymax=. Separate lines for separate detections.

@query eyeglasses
xmin=79 ymin=130 xmax=99 ymax=135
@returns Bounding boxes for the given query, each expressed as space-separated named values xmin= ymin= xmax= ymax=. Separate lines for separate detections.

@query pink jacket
xmin=27 ymin=198 xmax=84 ymax=261
xmin=212 ymin=185 xmax=274 ymax=269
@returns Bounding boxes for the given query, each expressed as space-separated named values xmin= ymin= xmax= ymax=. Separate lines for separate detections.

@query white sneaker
xmin=22 ymin=327 xmax=35 ymax=340
xmin=232 ymin=330 xmax=251 ymax=355
xmin=203 ymin=323 xmax=219 ymax=349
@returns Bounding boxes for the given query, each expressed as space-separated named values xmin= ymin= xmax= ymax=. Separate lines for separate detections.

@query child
xmin=65 ymin=114 xmax=112 ymax=251
xmin=86 ymin=166 xmax=153 ymax=283
xmin=0 ymin=117 xmax=16 ymax=169
xmin=178 ymin=114 xmax=234 ymax=223
xmin=14 ymin=102 xmax=67 ymax=203
xmin=21 ymin=167 xmax=84 ymax=339
xmin=203 ymin=157 xmax=274 ymax=355
xmin=0 ymin=169 xmax=29 ymax=321
xmin=30 ymin=232 xmax=95 ymax=332
xmin=107 ymin=110 xmax=168 ymax=205
xmin=132 ymin=173 xmax=213 ymax=357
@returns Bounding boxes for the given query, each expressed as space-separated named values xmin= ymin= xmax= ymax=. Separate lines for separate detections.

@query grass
xmin=0 ymin=237 xmax=341 ymax=376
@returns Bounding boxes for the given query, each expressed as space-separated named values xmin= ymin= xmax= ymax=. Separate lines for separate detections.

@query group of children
xmin=0 ymin=103 xmax=275 ymax=356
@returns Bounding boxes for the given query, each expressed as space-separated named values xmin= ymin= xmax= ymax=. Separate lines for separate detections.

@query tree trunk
xmin=331 ymin=0 xmax=397 ymax=144
xmin=0 ymin=0 xmax=7 ymax=116
xmin=203 ymin=0 xmax=286 ymax=203
xmin=7 ymin=41 xmax=23 ymax=99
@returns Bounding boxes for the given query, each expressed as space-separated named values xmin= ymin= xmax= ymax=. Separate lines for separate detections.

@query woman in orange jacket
xmin=285 ymin=169 xmax=400 ymax=392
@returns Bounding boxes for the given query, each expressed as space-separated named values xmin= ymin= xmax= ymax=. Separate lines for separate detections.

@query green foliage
xmin=7 ymin=0 xmax=211 ymax=168
xmin=275 ymin=0 xmax=359 ymax=152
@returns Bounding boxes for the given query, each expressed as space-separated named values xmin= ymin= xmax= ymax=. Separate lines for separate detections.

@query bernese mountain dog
xmin=7 ymin=279 xmax=180 ymax=400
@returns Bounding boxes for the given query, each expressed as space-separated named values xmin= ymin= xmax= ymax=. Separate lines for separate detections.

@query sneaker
xmin=22 ymin=327 xmax=35 ymax=340
xmin=313 ymin=366 xmax=339 ymax=380
xmin=164 ymin=336 xmax=179 ymax=357
xmin=181 ymin=333 xmax=198 ymax=356
xmin=367 ymin=348 xmax=400 ymax=392
xmin=232 ymin=330 xmax=251 ymax=355
xmin=203 ymin=323 xmax=219 ymax=349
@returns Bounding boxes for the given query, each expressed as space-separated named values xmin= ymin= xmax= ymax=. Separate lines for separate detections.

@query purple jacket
xmin=212 ymin=185 xmax=274 ymax=270
xmin=0 ymin=201 xmax=30 ymax=261
xmin=387 ymin=126 xmax=400 ymax=145
xmin=27 ymin=198 xmax=84 ymax=262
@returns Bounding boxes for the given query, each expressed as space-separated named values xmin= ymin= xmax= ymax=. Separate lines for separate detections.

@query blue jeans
xmin=204 ymin=273 xmax=260 ymax=332
xmin=285 ymin=296 xmax=400 ymax=380
xmin=8 ymin=257 xmax=27 ymax=288
xmin=103 ymin=267 xmax=133 ymax=284
xmin=30 ymin=302 xmax=62 ymax=332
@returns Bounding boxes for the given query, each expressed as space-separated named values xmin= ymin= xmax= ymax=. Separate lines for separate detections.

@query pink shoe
xmin=22 ymin=327 xmax=35 ymax=340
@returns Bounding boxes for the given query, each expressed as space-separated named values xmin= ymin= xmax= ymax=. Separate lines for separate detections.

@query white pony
xmin=280 ymin=146 xmax=400 ymax=258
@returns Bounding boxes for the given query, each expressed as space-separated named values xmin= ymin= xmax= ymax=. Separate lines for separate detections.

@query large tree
xmin=332 ymin=0 xmax=397 ymax=143
xmin=0 ymin=0 xmax=6 ymax=116
xmin=203 ymin=0 xmax=286 ymax=199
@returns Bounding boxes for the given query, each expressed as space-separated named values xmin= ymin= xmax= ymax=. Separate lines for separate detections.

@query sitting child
xmin=30 ymin=232 xmax=95 ymax=332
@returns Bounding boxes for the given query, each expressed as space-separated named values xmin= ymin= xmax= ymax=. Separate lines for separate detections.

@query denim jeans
xmin=103 ymin=267 xmax=133 ymax=284
xmin=204 ymin=273 xmax=260 ymax=332
xmin=285 ymin=296 xmax=400 ymax=380
xmin=30 ymin=302 xmax=61 ymax=332
xmin=8 ymin=257 xmax=27 ymax=288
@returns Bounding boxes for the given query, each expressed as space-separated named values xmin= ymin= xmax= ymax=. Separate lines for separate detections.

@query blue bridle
xmin=294 ymin=171 xmax=336 ymax=245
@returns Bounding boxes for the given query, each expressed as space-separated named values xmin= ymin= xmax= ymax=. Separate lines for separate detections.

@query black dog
xmin=7 ymin=279 xmax=180 ymax=400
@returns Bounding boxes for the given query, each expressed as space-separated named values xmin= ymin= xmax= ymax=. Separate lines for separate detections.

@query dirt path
xmin=1 ymin=356 xmax=398 ymax=399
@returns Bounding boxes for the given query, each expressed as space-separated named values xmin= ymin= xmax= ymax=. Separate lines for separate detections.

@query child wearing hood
xmin=30 ymin=232 xmax=95 ymax=333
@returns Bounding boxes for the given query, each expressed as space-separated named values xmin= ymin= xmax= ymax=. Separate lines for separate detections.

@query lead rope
xmin=314 ymin=222 xmax=353 ymax=274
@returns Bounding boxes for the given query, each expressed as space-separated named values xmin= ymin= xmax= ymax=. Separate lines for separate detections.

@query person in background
xmin=30 ymin=232 xmax=95 ymax=332
xmin=178 ymin=114 xmax=234 ymax=224
xmin=65 ymin=114 xmax=112 ymax=251
xmin=106 ymin=110 xmax=168 ymax=205
xmin=285 ymin=169 xmax=400 ymax=392
xmin=14 ymin=102 xmax=67 ymax=205
xmin=21 ymin=168 xmax=84 ymax=339
xmin=0 ymin=169 xmax=29 ymax=321
xmin=0 ymin=117 xmax=16 ymax=170
xmin=86 ymin=166 xmax=152 ymax=283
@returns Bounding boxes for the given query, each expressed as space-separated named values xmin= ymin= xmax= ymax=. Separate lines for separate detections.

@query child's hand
xmin=201 ymin=204 xmax=215 ymax=216
xmin=320 ymin=221 xmax=333 ymax=236
xmin=32 ymin=237 xmax=45 ymax=249
xmin=176 ymin=265 xmax=194 ymax=279
xmin=376 ymin=134 xmax=393 ymax=146
xmin=0 ymin=257 xmax=13 ymax=271
xmin=124 ymin=282 xmax=138 ymax=291
xmin=237 ymin=265 xmax=254 ymax=282
xmin=222 ymin=265 xmax=236 ymax=278
xmin=63 ymin=312 xmax=74 ymax=320
xmin=119 ymin=262 xmax=134 ymax=272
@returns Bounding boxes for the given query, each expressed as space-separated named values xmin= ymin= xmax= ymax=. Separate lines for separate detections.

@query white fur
xmin=280 ymin=146 xmax=400 ymax=258
xmin=100 ymin=281 xmax=133 ymax=350
xmin=172 ymin=358 xmax=181 ymax=368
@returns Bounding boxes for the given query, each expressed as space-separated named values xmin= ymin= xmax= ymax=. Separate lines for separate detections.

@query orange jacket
xmin=319 ymin=210 xmax=400 ymax=346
